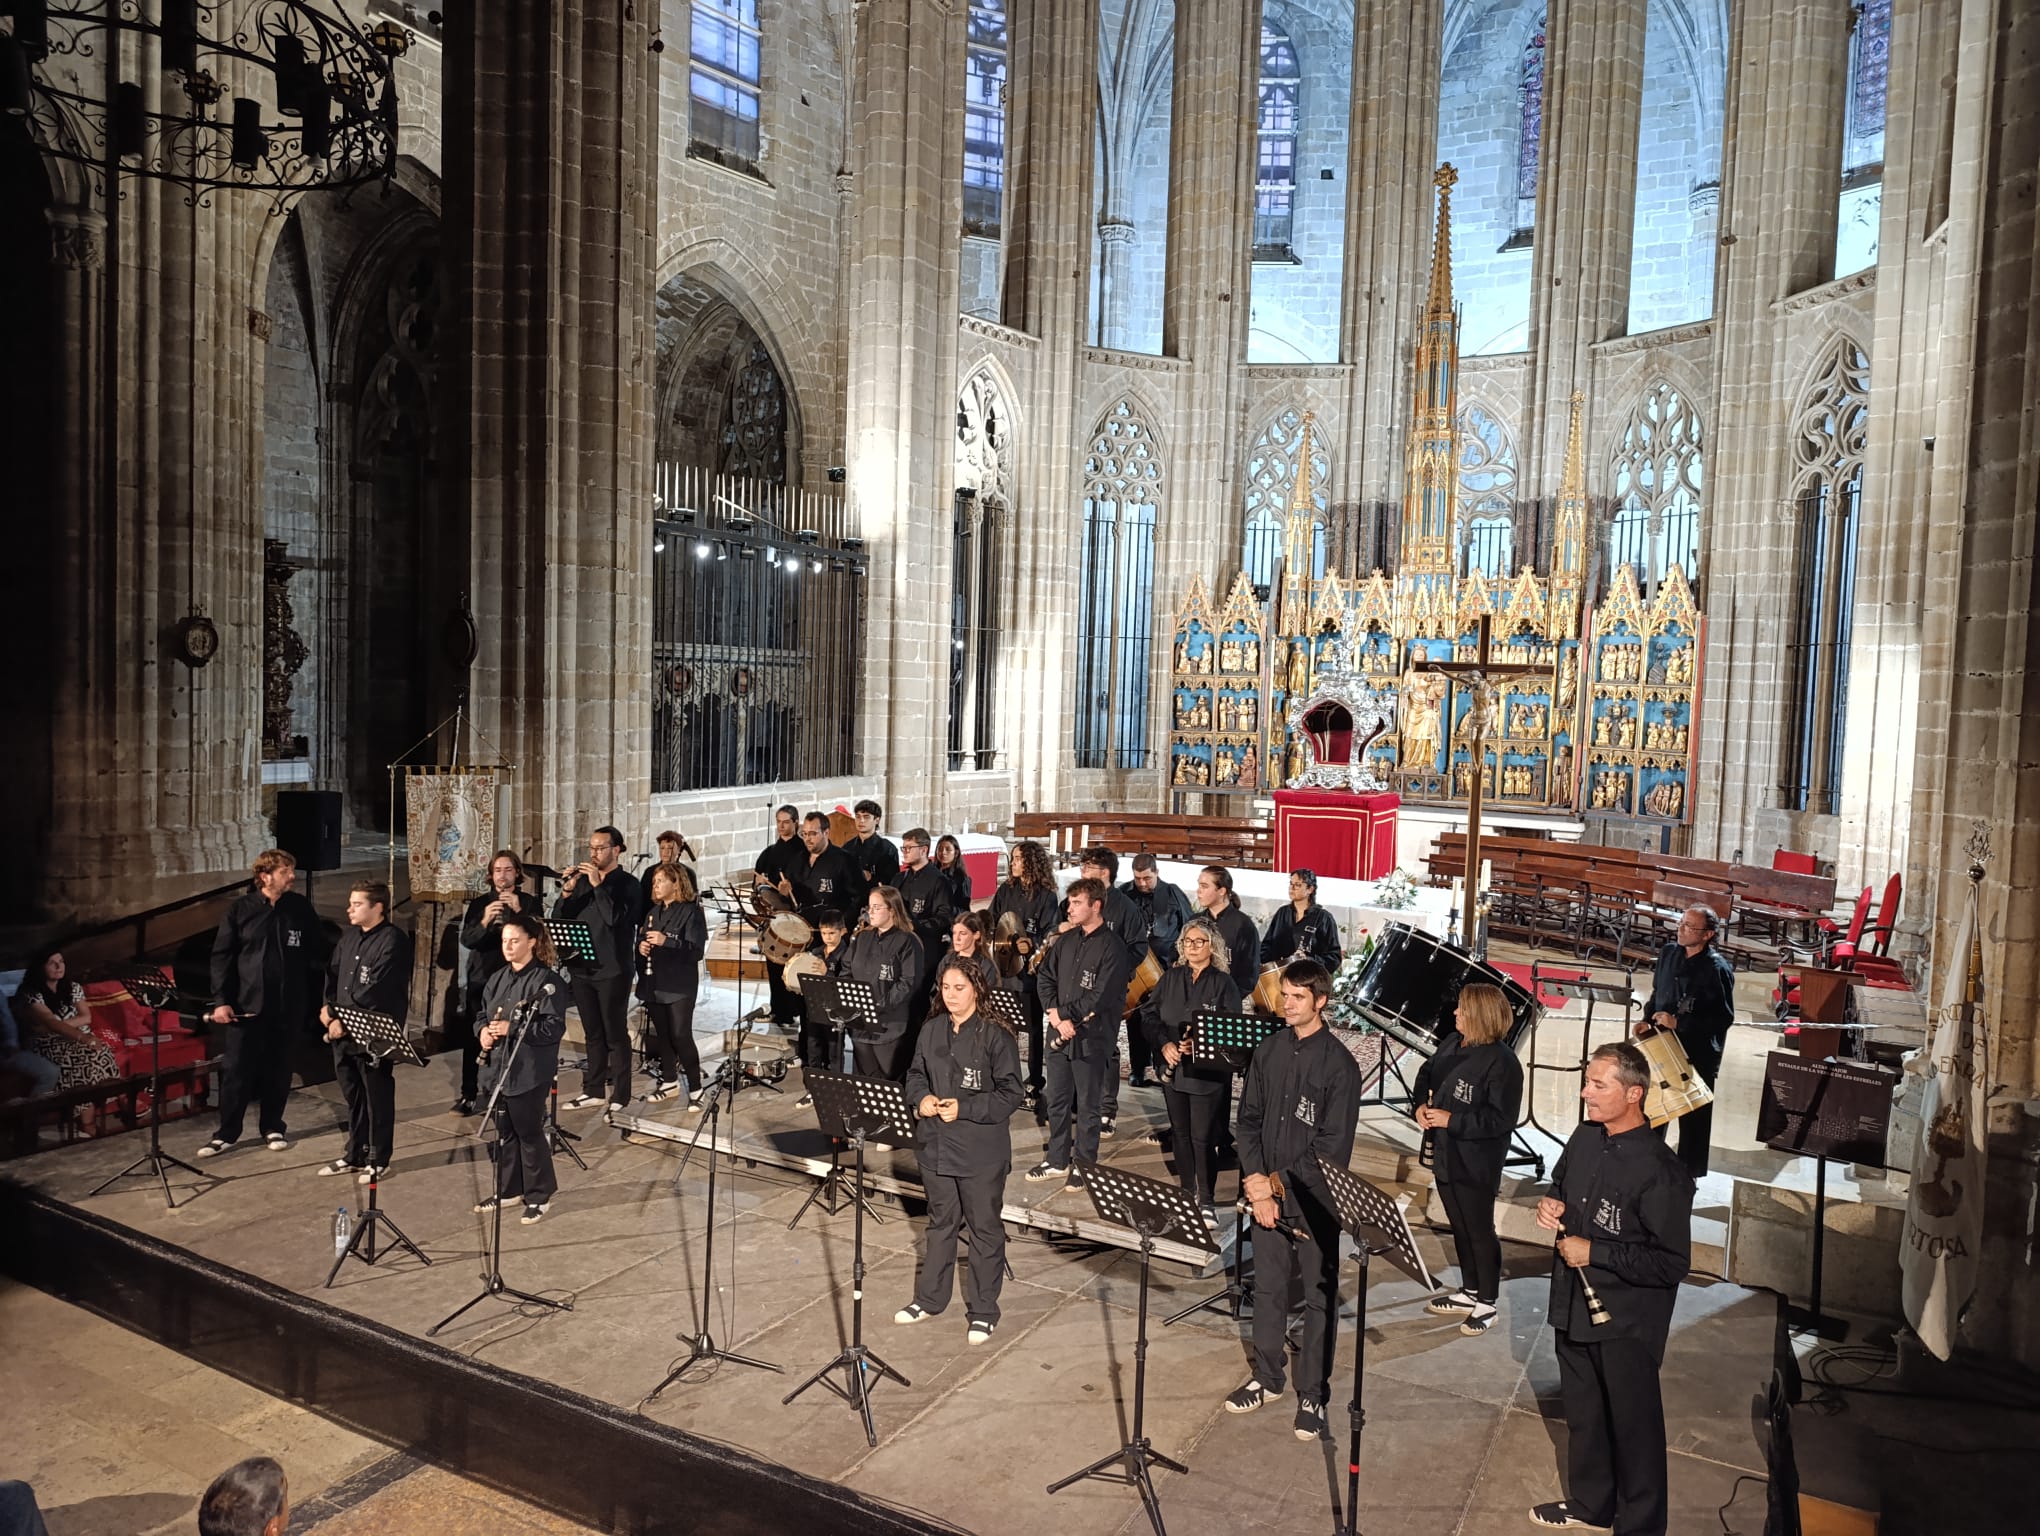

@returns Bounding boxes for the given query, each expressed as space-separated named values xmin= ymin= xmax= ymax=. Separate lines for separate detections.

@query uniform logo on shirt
xmin=1451 ymin=1080 xmax=1475 ymax=1105
xmin=911 ymin=897 xmax=927 ymax=915
xmin=356 ymin=962 xmax=374 ymax=987
xmin=1294 ymin=1094 xmax=1318 ymax=1127
xmin=961 ymin=1066 xmax=985 ymax=1092
xmin=819 ymin=878 xmax=835 ymax=894
xmin=1594 ymin=1198 xmax=1623 ymax=1235
xmin=1079 ymin=968 xmax=1098 ymax=992
xmin=285 ymin=928 xmax=303 ymax=948
xmin=879 ymin=963 xmax=895 ymax=983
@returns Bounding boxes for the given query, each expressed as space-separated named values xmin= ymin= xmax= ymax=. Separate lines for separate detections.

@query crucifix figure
xmin=1414 ymin=614 xmax=1546 ymax=951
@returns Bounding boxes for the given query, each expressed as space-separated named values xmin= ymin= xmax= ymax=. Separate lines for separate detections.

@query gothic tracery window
xmin=1240 ymin=406 xmax=1329 ymax=589
xmin=1782 ymin=337 xmax=1870 ymax=816
xmin=963 ymin=0 xmax=1008 ymax=239
xmin=1254 ymin=20 xmax=1301 ymax=260
xmin=1456 ymin=403 xmax=1518 ymax=579
xmin=1608 ymin=381 xmax=1703 ymax=592
xmin=951 ymin=373 xmax=1010 ymax=770
xmin=688 ymin=0 xmax=762 ymax=172
xmin=717 ymin=341 xmax=787 ymax=482
xmin=1077 ymin=401 xmax=1164 ymax=771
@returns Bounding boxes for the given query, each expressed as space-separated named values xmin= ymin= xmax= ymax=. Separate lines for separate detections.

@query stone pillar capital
xmin=45 ymin=206 xmax=107 ymax=270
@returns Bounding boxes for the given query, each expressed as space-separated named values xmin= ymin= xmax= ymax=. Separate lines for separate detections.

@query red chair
xmin=1834 ymin=874 xmax=1906 ymax=986
xmin=1814 ymin=884 xmax=1872 ymax=965
xmin=1772 ymin=848 xmax=1819 ymax=876
xmin=1775 ymin=885 xmax=1870 ymax=1018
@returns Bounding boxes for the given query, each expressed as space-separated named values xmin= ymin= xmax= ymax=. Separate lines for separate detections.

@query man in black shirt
xmin=754 ymin=805 xmax=805 ymax=1029
xmin=457 ymin=850 xmax=539 ymax=1114
xmin=1224 ymin=959 xmax=1360 ymax=1442
xmin=1120 ymin=852 xmax=1191 ymax=1089
xmin=783 ymin=811 xmax=862 ymax=923
xmin=848 ymin=798 xmax=900 ymax=892
xmin=1027 ymin=879 xmax=1132 ymax=1184
xmin=317 ymin=880 xmax=413 ymax=1180
xmin=1059 ymin=848 xmax=1149 ymax=1135
xmin=554 ymin=824 xmax=646 ymax=1113
xmin=1530 ymin=1042 xmax=1694 ymax=1534
xmin=200 ymin=849 xmax=323 ymax=1157
xmin=896 ymin=827 xmax=955 ymax=1015
xmin=1637 ymin=905 xmax=1736 ymax=1177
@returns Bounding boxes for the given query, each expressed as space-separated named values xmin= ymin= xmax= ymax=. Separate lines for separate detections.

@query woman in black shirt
xmin=933 ymin=834 xmax=974 ymax=914
xmin=944 ymin=911 xmax=1003 ymax=1001
xmin=475 ymin=912 xmax=570 ymax=1223
xmin=1195 ymin=865 xmax=1263 ymax=998
xmin=1148 ymin=917 xmax=1243 ymax=1221
xmin=989 ymin=840 xmax=1059 ymax=1101
xmin=637 ymin=866 xmax=707 ymax=1103
xmin=896 ymin=956 xmax=1024 ymax=1343
xmin=846 ymin=886 xmax=925 ymax=1080
xmin=1259 ymin=868 xmax=1344 ymax=971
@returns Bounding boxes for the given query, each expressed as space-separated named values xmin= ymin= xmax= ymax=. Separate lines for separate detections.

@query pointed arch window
xmin=1836 ymin=0 xmax=1890 ymax=275
xmin=689 ymin=0 xmax=763 ymax=172
xmin=963 ymin=1 xmax=1009 ymax=239
xmin=1782 ymin=338 xmax=1870 ymax=815
xmin=1240 ymin=406 xmax=1328 ymax=588
xmin=1077 ymin=402 xmax=1164 ymax=770
xmin=1502 ymin=14 xmax=1546 ymax=250
xmin=1608 ymin=381 xmax=1703 ymax=592
xmin=1456 ymin=404 xmax=1518 ymax=579
xmin=1254 ymin=20 xmax=1301 ymax=260
xmin=951 ymin=374 xmax=1010 ymax=770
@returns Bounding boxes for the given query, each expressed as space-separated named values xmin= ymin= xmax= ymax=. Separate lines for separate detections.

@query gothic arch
xmin=656 ymin=259 xmax=807 ymax=484
xmin=658 ymin=237 xmax=823 ymax=399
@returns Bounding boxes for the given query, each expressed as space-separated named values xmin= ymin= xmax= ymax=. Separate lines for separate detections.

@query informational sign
xmin=1756 ymin=1051 xmax=1895 ymax=1168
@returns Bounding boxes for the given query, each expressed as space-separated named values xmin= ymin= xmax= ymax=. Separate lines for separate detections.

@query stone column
xmin=1337 ymin=0 xmax=1443 ymax=573
xmin=843 ymin=0 xmax=966 ymax=824
xmin=443 ymin=2 xmax=658 ymax=855
xmin=1094 ymin=217 xmax=1135 ymax=349
xmin=1520 ymin=0 xmax=1647 ymax=538
xmin=1001 ymin=0 xmax=1101 ymax=812
xmin=1690 ymin=0 xmax=1851 ymax=863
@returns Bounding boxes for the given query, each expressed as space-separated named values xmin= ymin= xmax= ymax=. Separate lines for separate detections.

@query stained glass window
xmin=1254 ymin=22 xmax=1300 ymax=258
xmin=1516 ymin=16 xmax=1547 ymax=204
xmin=963 ymin=1 xmax=1008 ymax=238
xmin=1077 ymin=403 xmax=1164 ymax=770
xmin=689 ymin=0 xmax=762 ymax=171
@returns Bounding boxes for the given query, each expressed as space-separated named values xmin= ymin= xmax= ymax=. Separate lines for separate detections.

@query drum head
xmin=1350 ymin=922 xmax=1540 ymax=1053
xmin=783 ymin=951 xmax=826 ymax=991
xmin=761 ymin=912 xmax=813 ymax=963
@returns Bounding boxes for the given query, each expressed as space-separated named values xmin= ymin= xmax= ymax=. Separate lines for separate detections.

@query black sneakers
xmin=1293 ymin=1396 xmax=1328 ymax=1441
xmin=1223 ymin=1379 xmax=1279 ymax=1414
xmin=1024 ymin=1160 xmax=1066 ymax=1183
xmin=1528 ymin=1503 xmax=1610 ymax=1529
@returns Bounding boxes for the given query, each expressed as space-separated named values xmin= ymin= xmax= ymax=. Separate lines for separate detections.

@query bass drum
xmin=760 ymin=912 xmax=815 ymax=964
xmin=1347 ymin=922 xmax=1539 ymax=1052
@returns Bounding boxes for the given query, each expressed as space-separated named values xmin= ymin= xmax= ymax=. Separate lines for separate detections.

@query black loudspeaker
xmin=275 ymin=789 xmax=343 ymax=872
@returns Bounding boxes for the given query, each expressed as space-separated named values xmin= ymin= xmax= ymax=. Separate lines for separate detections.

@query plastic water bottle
xmin=333 ymin=1206 xmax=350 ymax=1257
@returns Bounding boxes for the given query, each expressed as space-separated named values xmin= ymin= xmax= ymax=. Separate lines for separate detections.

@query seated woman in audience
xmin=13 ymin=948 xmax=119 ymax=1129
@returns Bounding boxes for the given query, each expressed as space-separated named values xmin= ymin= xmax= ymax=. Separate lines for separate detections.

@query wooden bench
xmin=1011 ymin=812 xmax=1273 ymax=870
xmin=0 ymin=1056 xmax=220 ymax=1159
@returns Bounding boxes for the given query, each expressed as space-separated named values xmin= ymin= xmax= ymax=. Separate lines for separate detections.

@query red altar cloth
xmin=1272 ymin=790 xmax=1401 ymax=882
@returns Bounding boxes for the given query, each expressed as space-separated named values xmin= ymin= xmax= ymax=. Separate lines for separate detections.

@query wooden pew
xmin=1010 ymin=812 xmax=1273 ymax=870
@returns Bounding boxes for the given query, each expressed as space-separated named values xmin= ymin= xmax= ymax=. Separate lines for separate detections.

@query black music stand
xmin=86 ymin=965 xmax=219 ymax=1209
xmin=1315 ymin=1154 xmax=1434 ymax=1536
xmin=324 ymin=1006 xmax=431 ymax=1287
xmin=1529 ymin=968 xmax=1637 ymax=1142
xmin=1048 ymin=1161 xmax=1217 ymax=1536
xmin=645 ymin=1050 xmax=781 ymax=1396
xmin=782 ymin=1071 xmax=915 ymax=1447
xmin=1160 ymin=1010 xmax=1276 ymax=1328
xmin=543 ymin=920 xmax=596 ymax=970
xmin=786 ymin=976 xmax=887 ymax=1229
xmin=430 ymin=995 xmax=574 ymax=1336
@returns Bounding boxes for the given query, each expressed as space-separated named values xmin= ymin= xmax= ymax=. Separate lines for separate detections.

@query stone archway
xmin=655 ymin=268 xmax=800 ymax=484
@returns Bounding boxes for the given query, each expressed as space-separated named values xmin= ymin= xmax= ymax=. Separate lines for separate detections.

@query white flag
xmin=1899 ymin=879 xmax=1989 ymax=1360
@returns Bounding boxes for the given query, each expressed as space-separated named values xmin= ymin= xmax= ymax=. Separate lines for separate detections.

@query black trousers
xmin=853 ymin=1028 xmax=912 ymax=1082
xmin=1249 ymin=1197 xmax=1342 ymax=1402
xmin=1044 ymin=1046 xmax=1106 ymax=1168
xmin=1161 ymin=1081 xmax=1227 ymax=1204
xmin=766 ymin=966 xmax=802 ymax=1028
xmin=1554 ymin=1330 xmax=1669 ymax=1535
xmin=571 ymin=974 xmax=635 ymax=1106
xmin=332 ymin=1048 xmax=396 ymax=1167
xmin=645 ymin=997 xmax=703 ymax=1091
xmin=1655 ymin=1038 xmax=1721 ymax=1179
xmin=216 ymin=1017 xmax=295 ymax=1142
xmin=798 ymin=1008 xmax=839 ymax=1073
xmin=914 ymin=1163 xmax=1010 ymax=1323
xmin=1437 ymin=1175 xmax=1503 ymax=1302
xmin=491 ymin=1084 xmax=557 ymax=1206
xmin=1014 ymin=990 xmax=1045 ymax=1094
xmin=456 ymin=1006 xmax=482 ymax=1100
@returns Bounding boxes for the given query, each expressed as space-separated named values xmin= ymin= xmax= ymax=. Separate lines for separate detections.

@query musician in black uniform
xmin=1120 ymin=852 xmax=1192 ymax=1089
xmin=1060 ymin=848 xmax=1148 ymax=1136
xmin=989 ymin=840 xmax=1059 ymax=1103
xmin=1636 ymin=904 xmax=1735 ymax=1178
xmin=1529 ymin=1042 xmax=1693 ymax=1535
xmin=1259 ymin=869 xmax=1344 ymax=972
xmin=200 ymin=849 xmax=324 ymax=1157
xmin=848 ymin=799 xmax=900 ymax=891
xmin=791 ymin=911 xmax=855 ymax=1107
xmin=1224 ymin=959 xmax=1360 ymax=1442
xmin=553 ymin=825 xmax=646 ymax=1113
xmin=754 ymin=805 xmax=806 ymax=1032
xmin=637 ymin=865 xmax=707 ymax=1102
xmin=933 ymin=833 xmax=974 ymax=914
xmin=456 ymin=850 xmax=540 ymax=1115
xmin=896 ymin=827 xmax=956 ymax=1017
xmin=1195 ymin=865 xmax=1263 ymax=998
xmin=316 ymin=881 xmax=413 ymax=1180
xmin=475 ymin=912 xmax=571 ymax=1223
xmin=784 ymin=812 xmax=862 ymax=924
xmin=1413 ymin=981 xmax=1525 ymax=1335
xmin=944 ymin=912 xmax=1003 ymax=1001
xmin=1027 ymin=878 xmax=1132 ymax=1183
xmin=1147 ymin=916 xmax=1242 ymax=1220
xmin=895 ymin=956 xmax=1024 ymax=1344
xmin=845 ymin=885 xmax=924 ymax=1079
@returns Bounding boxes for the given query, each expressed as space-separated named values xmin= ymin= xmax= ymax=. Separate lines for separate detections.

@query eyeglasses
xmin=1181 ymin=934 xmax=1211 ymax=945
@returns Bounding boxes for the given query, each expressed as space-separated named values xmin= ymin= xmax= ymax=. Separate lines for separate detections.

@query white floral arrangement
xmin=1371 ymin=867 xmax=1419 ymax=911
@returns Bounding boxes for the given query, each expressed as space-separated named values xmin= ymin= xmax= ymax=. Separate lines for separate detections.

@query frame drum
xmin=1636 ymin=1027 xmax=1713 ymax=1127
xmin=783 ymin=950 xmax=826 ymax=993
xmin=761 ymin=912 xmax=815 ymax=964
xmin=1346 ymin=921 xmax=1539 ymax=1052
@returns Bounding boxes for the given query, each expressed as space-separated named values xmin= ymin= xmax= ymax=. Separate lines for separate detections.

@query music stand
xmin=1157 ymin=1010 xmax=1273 ymax=1328
xmin=1048 ymin=1161 xmax=1218 ymax=1536
xmin=785 ymin=974 xmax=887 ymax=1230
xmin=324 ymin=1007 xmax=431 ymax=1287
xmin=1528 ymin=968 xmax=1636 ymax=1142
xmin=782 ymin=1071 xmax=916 ymax=1447
xmin=430 ymin=995 xmax=574 ymax=1336
xmin=979 ymin=987 xmax=1028 ymax=1039
xmin=1315 ymin=1155 xmax=1434 ymax=1536
xmin=543 ymin=920 xmax=596 ymax=970
xmin=86 ymin=965 xmax=219 ymax=1209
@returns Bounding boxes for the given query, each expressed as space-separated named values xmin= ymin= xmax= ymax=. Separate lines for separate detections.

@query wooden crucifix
xmin=1414 ymin=613 xmax=1546 ymax=950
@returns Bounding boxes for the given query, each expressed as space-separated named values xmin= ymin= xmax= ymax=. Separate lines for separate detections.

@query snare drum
xmin=782 ymin=949 xmax=826 ymax=993
xmin=1636 ymin=1027 xmax=1713 ymax=1127
xmin=1347 ymin=922 xmax=1540 ymax=1052
xmin=760 ymin=911 xmax=815 ymax=964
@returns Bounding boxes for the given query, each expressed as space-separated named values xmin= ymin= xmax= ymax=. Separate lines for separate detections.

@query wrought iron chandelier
xmin=1 ymin=1 xmax=410 ymax=205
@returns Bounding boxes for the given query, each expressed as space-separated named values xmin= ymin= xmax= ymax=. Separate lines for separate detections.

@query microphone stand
xmin=430 ymin=993 xmax=574 ymax=1335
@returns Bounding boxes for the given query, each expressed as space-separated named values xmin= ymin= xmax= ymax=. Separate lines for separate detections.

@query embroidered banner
xmin=405 ymin=769 xmax=499 ymax=901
